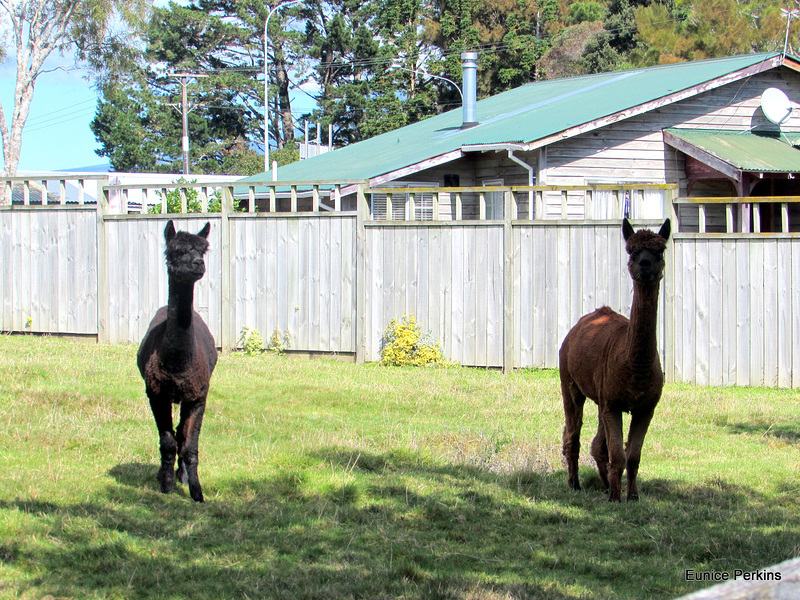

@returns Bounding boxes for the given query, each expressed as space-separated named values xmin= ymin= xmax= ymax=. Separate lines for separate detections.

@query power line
xmin=24 ymin=98 xmax=96 ymax=125
xmin=24 ymin=107 xmax=97 ymax=133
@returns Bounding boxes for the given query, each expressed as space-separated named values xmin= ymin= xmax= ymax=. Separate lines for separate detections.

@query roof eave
xmin=780 ymin=55 xmax=800 ymax=72
xmin=368 ymin=149 xmax=464 ymax=187
xmin=461 ymin=143 xmax=531 ymax=153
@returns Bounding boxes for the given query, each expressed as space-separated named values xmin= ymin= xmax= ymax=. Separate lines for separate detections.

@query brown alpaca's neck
xmin=626 ymin=281 xmax=661 ymax=370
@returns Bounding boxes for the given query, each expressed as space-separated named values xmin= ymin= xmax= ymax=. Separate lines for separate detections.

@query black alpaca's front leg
xmin=177 ymin=398 xmax=206 ymax=502
xmin=150 ymin=399 xmax=178 ymax=494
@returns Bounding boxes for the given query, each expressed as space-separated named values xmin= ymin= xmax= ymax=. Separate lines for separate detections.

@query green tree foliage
xmin=296 ymin=0 xmax=406 ymax=145
xmin=92 ymin=0 xmax=269 ymax=174
xmin=539 ymin=20 xmax=606 ymax=79
xmin=90 ymin=0 xmax=798 ymax=176
xmin=635 ymin=0 xmax=785 ymax=64
xmin=567 ymin=1 xmax=607 ymax=25
xmin=424 ymin=0 xmax=561 ymax=93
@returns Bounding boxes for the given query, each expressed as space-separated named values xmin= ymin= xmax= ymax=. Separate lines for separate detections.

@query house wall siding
xmin=541 ymin=67 xmax=800 ymax=219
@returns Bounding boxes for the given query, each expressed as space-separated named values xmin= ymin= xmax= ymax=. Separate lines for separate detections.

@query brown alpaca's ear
xmin=165 ymin=220 xmax=176 ymax=243
xmin=197 ymin=222 xmax=211 ymax=239
xmin=658 ymin=219 xmax=671 ymax=241
xmin=622 ymin=218 xmax=635 ymax=241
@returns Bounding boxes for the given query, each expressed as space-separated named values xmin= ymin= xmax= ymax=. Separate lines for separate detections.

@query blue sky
xmin=0 ymin=61 xmax=104 ymax=172
xmin=0 ymin=1 xmax=316 ymax=173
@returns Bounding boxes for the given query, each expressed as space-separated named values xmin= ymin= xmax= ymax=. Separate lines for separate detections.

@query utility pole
xmin=170 ymin=72 xmax=208 ymax=175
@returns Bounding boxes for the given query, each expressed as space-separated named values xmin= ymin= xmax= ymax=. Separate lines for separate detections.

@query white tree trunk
xmin=0 ymin=1 xmax=76 ymax=202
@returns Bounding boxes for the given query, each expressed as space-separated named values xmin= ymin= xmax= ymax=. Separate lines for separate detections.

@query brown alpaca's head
xmin=164 ymin=220 xmax=211 ymax=283
xmin=622 ymin=218 xmax=670 ymax=285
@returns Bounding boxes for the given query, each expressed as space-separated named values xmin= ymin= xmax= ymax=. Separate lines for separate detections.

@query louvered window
xmin=370 ymin=183 xmax=437 ymax=221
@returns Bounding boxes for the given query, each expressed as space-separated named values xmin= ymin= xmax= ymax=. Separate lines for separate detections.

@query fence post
xmin=355 ymin=182 xmax=368 ymax=363
xmin=663 ymin=186 xmax=676 ymax=383
xmin=95 ymin=177 xmax=110 ymax=343
xmin=220 ymin=185 xmax=233 ymax=352
xmin=503 ymin=188 xmax=515 ymax=373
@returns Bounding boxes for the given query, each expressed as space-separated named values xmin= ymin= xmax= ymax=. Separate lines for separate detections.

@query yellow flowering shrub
xmin=379 ymin=315 xmax=448 ymax=367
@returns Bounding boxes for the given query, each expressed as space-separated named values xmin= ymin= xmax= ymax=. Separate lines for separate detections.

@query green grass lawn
xmin=0 ymin=335 xmax=798 ymax=600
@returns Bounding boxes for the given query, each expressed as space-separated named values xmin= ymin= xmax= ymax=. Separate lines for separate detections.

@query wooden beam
xmin=663 ymin=130 xmax=743 ymax=182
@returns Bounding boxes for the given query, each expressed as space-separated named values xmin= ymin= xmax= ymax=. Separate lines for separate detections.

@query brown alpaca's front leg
xmin=561 ymin=381 xmax=585 ymax=491
xmin=590 ymin=415 xmax=610 ymax=492
xmin=600 ymin=410 xmax=625 ymax=502
xmin=149 ymin=398 xmax=178 ymax=494
xmin=177 ymin=398 xmax=206 ymax=502
xmin=625 ymin=410 xmax=654 ymax=501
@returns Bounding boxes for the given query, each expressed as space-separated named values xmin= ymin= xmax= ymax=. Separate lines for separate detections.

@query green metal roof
xmin=666 ymin=129 xmax=800 ymax=173
xmin=240 ymin=52 xmax=786 ymax=185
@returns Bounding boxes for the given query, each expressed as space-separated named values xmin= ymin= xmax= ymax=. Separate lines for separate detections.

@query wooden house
xmin=239 ymin=51 xmax=800 ymax=232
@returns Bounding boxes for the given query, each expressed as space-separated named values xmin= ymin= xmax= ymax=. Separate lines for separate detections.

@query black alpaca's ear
xmin=622 ymin=218 xmax=635 ymax=241
xmin=165 ymin=220 xmax=176 ymax=243
xmin=197 ymin=222 xmax=211 ymax=239
xmin=658 ymin=218 xmax=671 ymax=241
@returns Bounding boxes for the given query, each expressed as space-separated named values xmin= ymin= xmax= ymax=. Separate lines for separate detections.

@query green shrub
xmin=147 ymin=177 xmax=228 ymax=214
xmin=267 ymin=328 xmax=291 ymax=356
xmin=379 ymin=315 xmax=448 ymax=367
xmin=238 ymin=326 xmax=265 ymax=356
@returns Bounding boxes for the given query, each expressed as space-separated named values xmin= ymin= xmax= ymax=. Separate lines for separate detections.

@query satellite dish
xmin=761 ymin=88 xmax=795 ymax=125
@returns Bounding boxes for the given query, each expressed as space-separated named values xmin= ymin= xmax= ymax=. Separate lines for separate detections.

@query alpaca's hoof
xmin=190 ymin=487 xmax=204 ymax=503
xmin=568 ymin=478 xmax=581 ymax=491
xmin=628 ymin=493 xmax=639 ymax=502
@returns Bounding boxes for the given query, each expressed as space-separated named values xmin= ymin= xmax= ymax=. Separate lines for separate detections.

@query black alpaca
xmin=137 ymin=220 xmax=217 ymax=502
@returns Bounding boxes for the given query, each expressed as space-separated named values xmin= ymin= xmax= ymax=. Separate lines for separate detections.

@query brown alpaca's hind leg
xmin=599 ymin=409 xmax=625 ymax=502
xmin=590 ymin=414 xmax=610 ymax=492
xmin=176 ymin=398 xmax=206 ymax=502
xmin=624 ymin=410 xmax=654 ymax=501
xmin=561 ymin=379 xmax=586 ymax=491
xmin=149 ymin=397 xmax=177 ymax=494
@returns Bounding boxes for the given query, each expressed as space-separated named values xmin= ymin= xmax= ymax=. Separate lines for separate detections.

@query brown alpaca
xmin=137 ymin=220 xmax=217 ymax=502
xmin=559 ymin=218 xmax=670 ymax=502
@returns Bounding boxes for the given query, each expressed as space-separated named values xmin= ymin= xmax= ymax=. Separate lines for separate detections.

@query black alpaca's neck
xmin=627 ymin=281 xmax=661 ymax=370
xmin=163 ymin=277 xmax=196 ymax=366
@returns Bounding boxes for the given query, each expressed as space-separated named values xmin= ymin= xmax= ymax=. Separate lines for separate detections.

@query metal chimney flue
xmin=461 ymin=51 xmax=478 ymax=129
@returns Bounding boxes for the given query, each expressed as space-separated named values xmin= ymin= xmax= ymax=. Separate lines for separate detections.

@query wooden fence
xmin=1 ymin=177 xmax=799 ymax=388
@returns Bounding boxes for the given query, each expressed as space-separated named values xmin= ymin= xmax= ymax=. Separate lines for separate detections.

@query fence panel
xmin=0 ymin=207 xmax=97 ymax=334
xmin=228 ymin=214 xmax=357 ymax=353
xmin=669 ymin=235 xmax=800 ymax=388
xmin=2 ymin=176 xmax=799 ymax=389
xmin=103 ymin=216 xmax=223 ymax=344
xmin=512 ymin=222 xmax=667 ymax=370
xmin=363 ymin=223 xmax=505 ymax=366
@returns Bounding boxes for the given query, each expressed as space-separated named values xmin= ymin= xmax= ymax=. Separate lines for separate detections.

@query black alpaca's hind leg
xmin=177 ymin=398 xmax=206 ymax=502
xmin=150 ymin=398 xmax=177 ymax=494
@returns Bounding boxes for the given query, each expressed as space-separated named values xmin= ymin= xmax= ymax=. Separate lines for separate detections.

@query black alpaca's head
xmin=622 ymin=218 xmax=670 ymax=285
xmin=164 ymin=220 xmax=211 ymax=283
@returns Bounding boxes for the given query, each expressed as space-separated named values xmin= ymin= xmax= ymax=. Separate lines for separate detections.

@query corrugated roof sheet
xmin=240 ymin=52 xmax=783 ymax=185
xmin=667 ymin=129 xmax=800 ymax=173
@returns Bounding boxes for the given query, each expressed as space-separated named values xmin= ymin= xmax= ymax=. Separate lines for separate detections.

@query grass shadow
xmin=725 ymin=422 xmax=800 ymax=443
xmin=2 ymin=449 xmax=798 ymax=600
xmin=108 ymin=463 xmax=160 ymax=490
